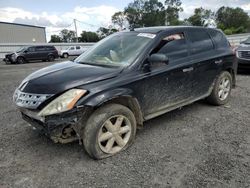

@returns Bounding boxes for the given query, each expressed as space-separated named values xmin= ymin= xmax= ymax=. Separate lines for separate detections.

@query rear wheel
xmin=17 ymin=57 xmax=25 ymax=64
xmin=63 ymin=53 xmax=69 ymax=58
xmin=48 ymin=55 xmax=55 ymax=62
xmin=82 ymin=104 xmax=137 ymax=159
xmin=207 ymin=71 xmax=232 ymax=105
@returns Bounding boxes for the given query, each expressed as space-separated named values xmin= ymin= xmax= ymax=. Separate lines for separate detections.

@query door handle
xmin=183 ymin=67 xmax=194 ymax=72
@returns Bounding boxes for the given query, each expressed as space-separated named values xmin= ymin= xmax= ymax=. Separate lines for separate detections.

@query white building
xmin=0 ymin=21 xmax=46 ymax=43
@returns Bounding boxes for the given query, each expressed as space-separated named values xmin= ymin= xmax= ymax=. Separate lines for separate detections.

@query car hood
xmin=20 ymin=61 xmax=121 ymax=94
xmin=238 ymin=44 xmax=250 ymax=50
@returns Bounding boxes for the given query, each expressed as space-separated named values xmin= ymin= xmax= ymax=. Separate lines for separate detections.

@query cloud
xmin=242 ymin=3 xmax=250 ymax=11
xmin=180 ymin=0 xmax=250 ymax=19
xmin=0 ymin=5 xmax=119 ymax=41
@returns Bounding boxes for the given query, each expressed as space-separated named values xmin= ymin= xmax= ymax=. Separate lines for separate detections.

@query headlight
xmin=38 ymin=89 xmax=87 ymax=117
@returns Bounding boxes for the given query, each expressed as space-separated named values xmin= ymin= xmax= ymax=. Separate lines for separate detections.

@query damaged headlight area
xmin=38 ymin=89 xmax=87 ymax=117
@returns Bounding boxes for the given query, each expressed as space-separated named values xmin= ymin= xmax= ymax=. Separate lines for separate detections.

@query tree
xmin=97 ymin=27 xmax=118 ymax=39
xmin=49 ymin=35 xmax=62 ymax=43
xmin=165 ymin=0 xmax=183 ymax=25
xmin=124 ymin=0 xmax=144 ymax=28
xmin=60 ymin=29 xmax=76 ymax=42
xmin=79 ymin=31 xmax=100 ymax=42
xmin=142 ymin=0 xmax=166 ymax=27
xmin=124 ymin=0 xmax=166 ymax=28
xmin=216 ymin=7 xmax=249 ymax=34
xmin=112 ymin=11 xmax=127 ymax=30
xmin=187 ymin=7 xmax=214 ymax=27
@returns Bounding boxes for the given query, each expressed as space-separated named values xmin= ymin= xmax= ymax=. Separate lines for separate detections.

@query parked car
xmin=13 ymin=26 xmax=237 ymax=159
xmin=236 ymin=37 xmax=250 ymax=69
xmin=3 ymin=45 xmax=59 ymax=64
xmin=59 ymin=46 xmax=86 ymax=58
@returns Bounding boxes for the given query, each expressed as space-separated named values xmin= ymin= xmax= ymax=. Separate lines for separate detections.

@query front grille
xmin=13 ymin=90 xmax=53 ymax=109
xmin=237 ymin=51 xmax=250 ymax=60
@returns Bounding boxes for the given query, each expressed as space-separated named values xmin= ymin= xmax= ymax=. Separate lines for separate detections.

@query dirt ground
xmin=0 ymin=60 xmax=249 ymax=188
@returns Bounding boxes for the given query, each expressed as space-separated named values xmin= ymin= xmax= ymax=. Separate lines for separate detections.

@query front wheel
xmin=82 ymin=104 xmax=137 ymax=159
xmin=207 ymin=71 xmax=232 ymax=105
xmin=17 ymin=57 xmax=25 ymax=64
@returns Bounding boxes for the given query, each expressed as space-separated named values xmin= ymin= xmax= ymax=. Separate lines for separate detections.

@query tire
xmin=17 ymin=57 xmax=25 ymax=64
xmin=207 ymin=71 xmax=232 ymax=105
xmin=83 ymin=104 xmax=137 ymax=159
xmin=63 ymin=53 xmax=69 ymax=58
xmin=48 ymin=55 xmax=55 ymax=62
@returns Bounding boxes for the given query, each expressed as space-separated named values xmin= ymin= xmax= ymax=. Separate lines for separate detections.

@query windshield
xmin=75 ymin=32 xmax=154 ymax=67
xmin=16 ymin=47 xmax=28 ymax=53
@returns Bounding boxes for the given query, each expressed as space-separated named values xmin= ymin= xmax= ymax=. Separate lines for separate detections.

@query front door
xmin=133 ymin=32 xmax=195 ymax=118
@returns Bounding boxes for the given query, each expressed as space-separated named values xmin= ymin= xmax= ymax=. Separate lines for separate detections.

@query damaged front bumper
xmin=20 ymin=106 xmax=92 ymax=144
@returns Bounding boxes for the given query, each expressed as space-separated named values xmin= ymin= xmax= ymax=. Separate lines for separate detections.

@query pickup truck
xmin=59 ymin=46 xmax=86 ymax=58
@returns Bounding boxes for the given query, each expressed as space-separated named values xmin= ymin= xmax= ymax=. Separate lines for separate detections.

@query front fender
xmin=76 ymin=88 xmax=144 ymax=126
xmin=80 ymin=88 xmax=134 ymax=107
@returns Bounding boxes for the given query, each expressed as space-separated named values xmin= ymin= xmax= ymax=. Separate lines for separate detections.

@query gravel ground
xmin=0 ymin=60 xmax=249 ymax=188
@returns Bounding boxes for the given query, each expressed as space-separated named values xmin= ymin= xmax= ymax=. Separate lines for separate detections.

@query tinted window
xmin=76 ymin=46 xmax=81 ymax=50
xmin=152 ymin=33 xmax=188 ymax=66
xmin=188 ymin=30 xmax=214 ymax=54
xmin=69 ymin=47 xmax=75 ymax=50
xmin=28 ymin=47 xmax=35 ymax=52
xmin=36 ymin=46 xmax=46 ymax=51
xmin=208 ymin=30 xmax=229 ymax=48
xmin=46 ymin=46 xmax=55 ymax=51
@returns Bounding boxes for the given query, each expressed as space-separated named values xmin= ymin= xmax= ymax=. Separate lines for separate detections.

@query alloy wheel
xmin=98 ymin=115 xmax=132 ymax=154
xmin=218 ymin=77 xmax=231 ymax=101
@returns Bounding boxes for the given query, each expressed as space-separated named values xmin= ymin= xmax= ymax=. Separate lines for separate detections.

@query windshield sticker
xmin=137 ymin=33 xmax=156 ymax=39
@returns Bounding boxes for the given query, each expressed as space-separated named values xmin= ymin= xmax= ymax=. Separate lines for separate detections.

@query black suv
xmin=13 ymin=26 xmax=237 ymax=159
xmin=4 ymin=45 xmax=59 ymax=64
xmin=237 ymin=36 xmax=250 ymax=69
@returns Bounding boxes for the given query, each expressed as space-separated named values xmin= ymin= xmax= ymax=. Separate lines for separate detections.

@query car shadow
xmin=237 ymin=68 xmax=250 ymax=75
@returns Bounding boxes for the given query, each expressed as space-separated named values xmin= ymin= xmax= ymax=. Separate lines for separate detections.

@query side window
xmin=188 ymin=30 xmax=214 ymax=55
xmin=28 ymin=47 xmax=35 ymax=52
xmin=36 ymin=46 xmax=46 ymax=51
xmin=76 ymin=46 xmax=81 ymax=50
xmin=46 ymin=46 xmax=54 ymax=51
xmin=151 ymin=33 xmax=188 ymax=69
xmin=208 ymin=30 xmax=229 ymax=48
xmin=69 ymin=47 xmax=75 ymax=50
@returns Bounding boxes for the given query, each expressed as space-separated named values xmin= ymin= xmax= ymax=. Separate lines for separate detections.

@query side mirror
xmin=148 ymin=53 xmax=169 ymax=64
xmin=24 ymin=50 xmax=28 ymax=53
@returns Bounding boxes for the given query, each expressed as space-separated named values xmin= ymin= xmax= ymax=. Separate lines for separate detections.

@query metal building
xmin=0 ymin=22 xmax=46 ymax=43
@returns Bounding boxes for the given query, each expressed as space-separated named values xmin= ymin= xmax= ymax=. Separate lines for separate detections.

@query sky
xmin=0 ymin=0 xmax=250 ymax=41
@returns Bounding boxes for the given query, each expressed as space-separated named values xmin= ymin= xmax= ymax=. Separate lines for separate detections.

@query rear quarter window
xmin=188 ymin=30 xmax=214 ymax=55
xmin=208 ymin=30 xmax=229 ymax=49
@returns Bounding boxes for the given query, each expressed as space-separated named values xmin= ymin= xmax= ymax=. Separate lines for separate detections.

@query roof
xmin=0 ymin=21 xmax=45 ymax=29
xmin=134 ymin=26 xmax=212 ymax=33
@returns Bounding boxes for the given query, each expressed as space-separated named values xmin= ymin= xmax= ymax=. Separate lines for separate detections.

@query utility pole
xmin=73 ymin=19 xmax=78 ymax=42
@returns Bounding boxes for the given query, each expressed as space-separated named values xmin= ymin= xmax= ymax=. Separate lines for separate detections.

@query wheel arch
xmin=82 ymin=90 xmax=144 ymax=127
xmin=225 ymin=67 xmax=236 ymax=87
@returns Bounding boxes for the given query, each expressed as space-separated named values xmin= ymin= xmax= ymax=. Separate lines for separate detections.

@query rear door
xmin=75 ymin=46 xmax=83 ymax=56
xmin=68 ymin=46 xmax=76 ymax=55
xmin=186 ymin=29 xmax=219 ymax=97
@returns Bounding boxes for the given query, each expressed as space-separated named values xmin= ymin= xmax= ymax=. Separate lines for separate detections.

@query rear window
xmin=76 ymin=46 xmax=81 ymax=50
xmin=188 ymin=30 xmax=214 ymax=54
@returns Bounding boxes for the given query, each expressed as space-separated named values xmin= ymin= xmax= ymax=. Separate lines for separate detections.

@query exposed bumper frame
xmin=21 ymin=106 xmax=93 ymax=144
